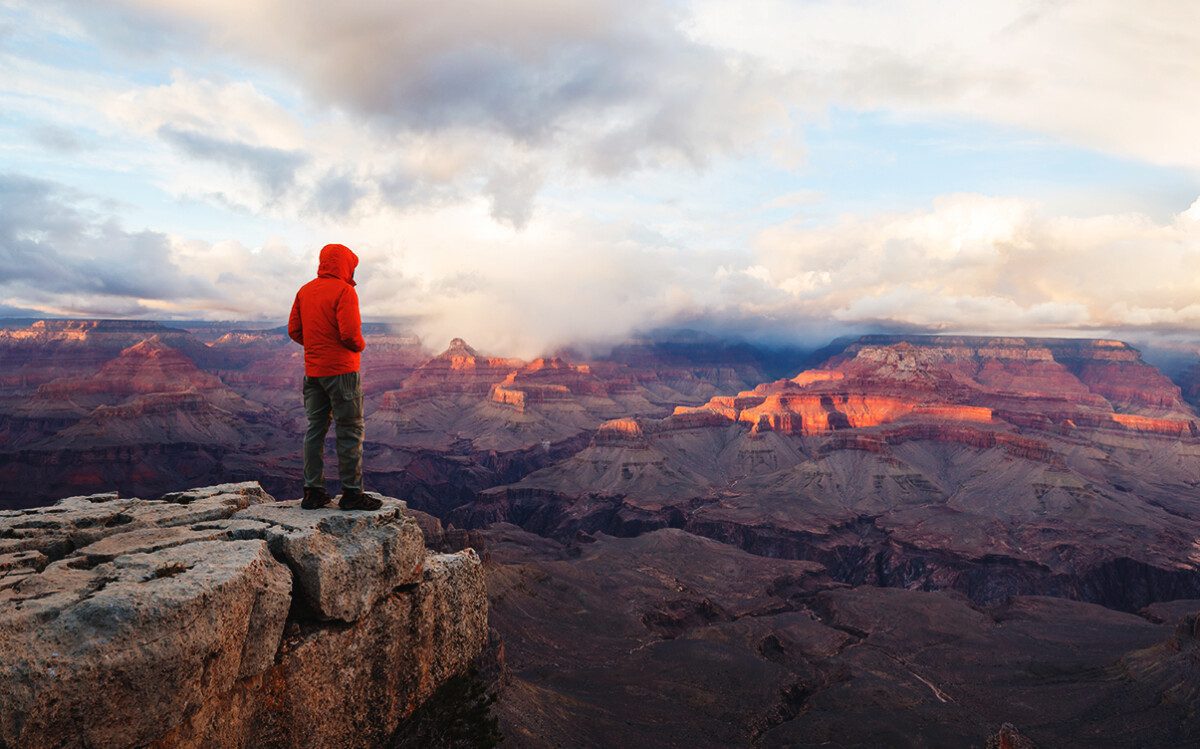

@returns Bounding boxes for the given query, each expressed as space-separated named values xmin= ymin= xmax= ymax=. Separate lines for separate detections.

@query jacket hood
xmin=317 ymin=243 xmax=359 ymax=286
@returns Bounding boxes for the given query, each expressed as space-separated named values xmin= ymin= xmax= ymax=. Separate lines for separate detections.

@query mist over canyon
xmin=2 ymin=317 xmax=1199 ymax=747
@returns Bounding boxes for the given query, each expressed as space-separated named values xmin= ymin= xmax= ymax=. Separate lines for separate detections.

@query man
xmin=288 ymin=243 xmax=380 ymax=511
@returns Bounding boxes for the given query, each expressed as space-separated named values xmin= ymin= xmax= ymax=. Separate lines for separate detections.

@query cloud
xmin=158 ymin=126 xmax=307 ymax=199
xmin=58 ymin=0 xmax=791 ymax=224
xmin=4 ymin=169 xmax=1200 ymax=355
xmin=689 ymin=0 xmax=1200 ymax=171
xmin=0 ymin=173 xmax=212 ymax=300
xmin=6 ymin=1 xmax=1200 ymax=357
xmin=30 ymin=124 xmax=87 ymax=152
xmin=749 ymin=193 xmax=1200 ymax=334
xmin=309 ymin=171 xmax=366 ymax=219
xmin=0 ymin=173 xmax=308 ymax=319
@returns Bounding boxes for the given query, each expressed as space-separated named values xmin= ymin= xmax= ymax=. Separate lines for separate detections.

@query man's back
xmin=288 ymin=244 xmax=366 ymax=376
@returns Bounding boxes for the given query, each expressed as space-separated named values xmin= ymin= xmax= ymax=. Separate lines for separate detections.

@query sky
xmin=1 ymin=0 xmax=1199 ymax=357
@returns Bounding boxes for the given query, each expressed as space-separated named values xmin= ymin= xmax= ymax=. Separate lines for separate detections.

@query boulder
xmin=234 ymin=497 xmax=425 ymax=622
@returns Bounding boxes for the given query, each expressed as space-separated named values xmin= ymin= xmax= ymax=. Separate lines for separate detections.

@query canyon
xmin=2 ymin=319 xmax=1199 ymax=746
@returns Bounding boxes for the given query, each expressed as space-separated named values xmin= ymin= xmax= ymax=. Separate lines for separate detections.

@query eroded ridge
xmin=0 ymin=482 xmax=488 ymax=749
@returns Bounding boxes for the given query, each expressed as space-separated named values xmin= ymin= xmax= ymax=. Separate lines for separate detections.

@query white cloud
xmin=689 ymin=0 xmax=1200 ymax=170
xmin=751 ymin=193 xmax=1200 ymax=332
xmin=56 ymin=0 xmax=792 ymax=227
xmin=6 ymin=168 xmax=1200 ymax=352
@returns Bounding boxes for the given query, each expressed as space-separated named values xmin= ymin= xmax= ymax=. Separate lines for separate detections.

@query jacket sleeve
xmin=336 ymin=286 xmax=366 ymax=353
xmin=287 ymin=293 xmax=304 ymax=345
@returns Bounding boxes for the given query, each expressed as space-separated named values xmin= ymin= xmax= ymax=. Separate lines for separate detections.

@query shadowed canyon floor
xmin=2 ymin=320 xmax=1200 ymax=746
xmin=483 ymin=526 xmax=1199 ymax=747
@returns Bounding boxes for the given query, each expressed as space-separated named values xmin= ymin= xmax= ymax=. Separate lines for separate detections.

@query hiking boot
xmin=301 ymin=486 xmax=331 ymax=510
xmin=338 ymin=489 xmax=381 ymax=511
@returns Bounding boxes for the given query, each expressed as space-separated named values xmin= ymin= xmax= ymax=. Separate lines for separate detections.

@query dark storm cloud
xmin=0 ymin=173 xmax=216 ymax=302
xmin=157 ymin=126 xmax=308 ymax=198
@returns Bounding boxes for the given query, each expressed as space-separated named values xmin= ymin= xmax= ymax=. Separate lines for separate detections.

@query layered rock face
xmin=604 ymin=334 xmax=809 ymax=396
xmin=460 ymin=335 xmax=1200 ymax=745
xmin=679 ymin=335 xmax=1198 ymax=439
xmin=7 ymin=323 xmax=1200 ymax=746
xmin=0 ymin=482 xmax=487 ymax=749
xmin=39 ymin=337 xmax=233 ymax=400
xmin=386 ymin=338 xmax=525 ymax=403
xmin=463 ymin=336 xmax=1200 ymax=618
xmin=0 ymin=320 xmax=216 ymax=389
xmin=0 ymin=321 xmax=807 ymax=510
xmin=371 ymin=339 xmax=678 ymax=454
xmin=489 ymin=357 xmax=610 ymax=411
xmin=0 ymin=331 xmax=288 ymax=506
xmin=1181 ymin=360 xmax=1200 ymax=408
xmin=35 ymin=337 xmax=264 ymax=422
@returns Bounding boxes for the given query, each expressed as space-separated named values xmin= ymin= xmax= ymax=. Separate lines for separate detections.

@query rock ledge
xmin=0 ymin=483 xmax=488 ymax=749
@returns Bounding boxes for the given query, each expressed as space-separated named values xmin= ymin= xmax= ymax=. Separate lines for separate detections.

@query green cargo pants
xmin=303 ymin=371 xmax=364 ymax=492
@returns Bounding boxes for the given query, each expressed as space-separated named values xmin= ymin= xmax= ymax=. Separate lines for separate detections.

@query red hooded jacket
xmin=288 ymin=244 xmax=366 ymax=377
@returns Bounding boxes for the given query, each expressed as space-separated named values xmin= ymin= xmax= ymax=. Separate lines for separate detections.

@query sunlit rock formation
xmin=0 ymin=320 xmax=216 ymax=389
xmin=460 ymin=335 xmax=1200 ymax=617
xmin=38 ymin=337 xmax=261 ymax=413
xmin=678 ymin=336 xmax=1199 ymax=439
xmin=384 ymin=338 xmax=525 ymax=406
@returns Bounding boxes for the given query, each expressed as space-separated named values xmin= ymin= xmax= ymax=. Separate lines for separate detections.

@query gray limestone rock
xmin=0 ymin=483 xmax=273 ymax=561
xmin=0 ymin=483 xmax=488 ymax=749
xmin=0 ymin=539 xmax=292 ymax=749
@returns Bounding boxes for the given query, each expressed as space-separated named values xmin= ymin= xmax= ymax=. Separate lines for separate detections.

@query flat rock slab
xmin=235 ymin=499 xmax=425 ymax=622
xmin=0 ymin=483 xmax=273 ymax=561
xmin=157 ymin=482 xmax=269 ymax=503
xmin=67 ymin=521 xmax=270 ymax=565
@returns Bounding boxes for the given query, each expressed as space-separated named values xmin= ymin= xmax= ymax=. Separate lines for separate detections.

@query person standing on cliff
xmin=288 ymin=243 xmax=380 ymax=511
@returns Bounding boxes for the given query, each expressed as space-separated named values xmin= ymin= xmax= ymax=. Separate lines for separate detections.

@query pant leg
xmin=302 ymin=376 xmax=333 ymax=489
xmin=329 ymin=371 xmax=365 ymax=491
